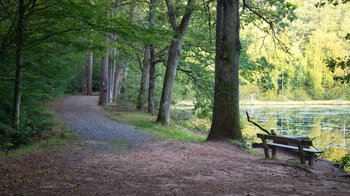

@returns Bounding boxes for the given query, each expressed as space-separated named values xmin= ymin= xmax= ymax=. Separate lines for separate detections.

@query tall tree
xmin=108 ymin=47 xmax=116 ymax=103
xmin=207 ymin=0 xmax=297 ymax=139
xmin=87 ymin=52 xmax=93 ymax=95
xmin=207 ymin=0 xmax=242 ymax=140
xmin=99 ymin=36 xmax=110 ymax=105
xmin=156 ymin=0 xmax=196 ymax=124
xmin=148 ymin=45 xmax=156 ymax=113
xmin=148 ymin=0 xmax=160 ymax=114
xmin=137 ymin=45 xmax=150 ymax=111
xmin=120 ymin=67 xmax=128 ymax=94
xmin=82 ymin=64 xmax=87 ymax=94
xmin=12 ymin=0 xmax=25 ymax=129
xmin=113 ymin=61 xmax=123 ymax=101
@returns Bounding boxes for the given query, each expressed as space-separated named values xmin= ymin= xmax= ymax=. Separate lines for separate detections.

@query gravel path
xmin=54 ymin=95 xmax=155 ymax=151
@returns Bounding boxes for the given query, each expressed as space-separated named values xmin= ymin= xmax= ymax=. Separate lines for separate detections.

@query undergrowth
xmin=334 ymin=154 xmax=350 ymax=172
xmin=0 ymin=106 xmax=79 ymax=157
xmin=105 ymin=107 xmax=206 ymax=142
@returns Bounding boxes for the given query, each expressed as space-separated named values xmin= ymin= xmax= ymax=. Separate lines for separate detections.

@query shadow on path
xmin=54 ymin=95 xmax=155 ymax=151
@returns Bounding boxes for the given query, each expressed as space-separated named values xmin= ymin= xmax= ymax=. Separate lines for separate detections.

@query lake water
xmin=240 ymin=106 xmax=350 ymax=162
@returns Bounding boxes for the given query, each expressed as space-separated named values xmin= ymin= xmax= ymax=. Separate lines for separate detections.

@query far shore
xmin=240 ymin=100 xmax=350 ymax=107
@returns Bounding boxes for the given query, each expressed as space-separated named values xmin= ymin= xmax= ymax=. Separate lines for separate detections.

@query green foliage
xmin=108 ymin=139 xmax=133 ymax=149
xmin=0 ymin=104 xmax=76 ymax=152
xmin=1 ymin=138 xmax=68 ymax=158
xmin=325 ymin=57 xmax=350 ymax=84
xmin=334 ymin=154 xmax=350 ymax=172
xmin=60 ymin=129 xmax=80 ymax=139
xmin=291 ymin=89 xmax=311 ymax=101
xmin=316 ymin=0 xmax=350 ymax=7
xmin=240 ymin=0 xmax=350 ymax=101
xmin=244 ymin=149 xmax=265 ymax=158
xmin=107 ymin=109 xmax=206 ymax=142
xmin=230 ymin=139 xmax=247 ymax=149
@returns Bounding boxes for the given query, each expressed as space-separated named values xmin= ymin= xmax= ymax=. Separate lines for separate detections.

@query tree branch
xmin=154 ymin=46 xmax=169 ymax=58
xmin=246 ymin=111 xmax=276 ymax=135
xmin=25 ymin=28 xmax=91 ymax=49
xmin=165 ymin=0 xmax=178 ymax=31
xmin=243 ymin=0 xmax=291 ymax=54
xmin=177 ymin=0 xmax=196 ymax=36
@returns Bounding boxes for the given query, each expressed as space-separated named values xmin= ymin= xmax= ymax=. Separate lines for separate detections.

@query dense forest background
xmin=0 ymin=0 xmax=349 ymax=151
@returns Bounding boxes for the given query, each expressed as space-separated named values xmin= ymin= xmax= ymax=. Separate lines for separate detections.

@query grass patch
xmin=36 ymin=168 xmax=49 ymax=175
xmin=1 ymin=110 xmax=77 ymax=158
xmin=107 ymin=139 xmax=133 ymax=149
xmin=244 ymin=148 xmax=265 ymax=158
xmin=60 ymin=129 xmax=80 ymax=139
xmin=231 ymin=139 xmax=247 ymax=148
xmin=2 ymin=138 xmax=68 ymax=158
xmin=107 ymin=110 xmax=206 ymax=142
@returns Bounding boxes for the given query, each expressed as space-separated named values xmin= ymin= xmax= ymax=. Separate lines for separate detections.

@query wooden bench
xmin=257 ymin=133 xmax=323 ymax=166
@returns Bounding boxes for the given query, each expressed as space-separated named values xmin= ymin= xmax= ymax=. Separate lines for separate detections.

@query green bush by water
xmin=334 ymin=154 xmax=350 ymax=172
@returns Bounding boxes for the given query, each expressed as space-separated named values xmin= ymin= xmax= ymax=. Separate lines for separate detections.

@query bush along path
xmin=54 ymin=95 xmax=155 ymax=151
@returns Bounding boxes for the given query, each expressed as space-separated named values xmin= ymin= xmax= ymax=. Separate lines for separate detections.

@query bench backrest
xmin=257 ymin=133 xmax=313 ymax=147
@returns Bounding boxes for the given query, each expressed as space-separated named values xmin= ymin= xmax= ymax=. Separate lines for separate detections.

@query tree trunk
xmin=137 ymin=45 xmax=150 ymax=111
xmin=156 ymin=0 xmax=195 ymax=124
xmin=120 ymin=67 xmax=128 ymax=94
xmin=111 ymin=48 xmax=117 ymax=102
xmin=148 ymin=45 xmax=156 ymax=114
xmin=108 ymin=48 xmax=116 ymax=103
xmin=12 ymin=0 xmax=25 ymax=129
xmin=87 ymin=51 xmax=93 ymax=95
xmin=147 ymin=0 xmax=158 ymax=114
xmin=82 ymin=65 xmax=87 ymax=94
xmin=99 ymin=37 xmax=109 ymax=105
xmin=207 ymin=0 xmax=242 ymax=140
xmin=113 ymin=61 xmax=123 ymax=101
xmin=156 ymin=39 xmax=182 ymax=124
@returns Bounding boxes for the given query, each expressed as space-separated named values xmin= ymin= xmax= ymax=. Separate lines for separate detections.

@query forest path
xmin=1 ymin=96 xmax=349 ymax=195
xmin=54 ymin=95 xmax=155 ymax=151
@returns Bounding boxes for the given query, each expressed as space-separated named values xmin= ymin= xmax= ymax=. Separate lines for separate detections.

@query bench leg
xmin=297 ymin=141 xmax=306 ymax=164
xmin=261 ymin=137 xmax=270 ymax=158
xmin=263 ymin=147 xmax=270 ymax=158
xmin=309 ymin=154 xmax=314 ymax=166
xmin=272 ymin=147 xmax=276 ymax=159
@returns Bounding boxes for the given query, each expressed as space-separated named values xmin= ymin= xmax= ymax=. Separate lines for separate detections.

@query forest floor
xmin=1 ymin=96 xmax=349 ymax=195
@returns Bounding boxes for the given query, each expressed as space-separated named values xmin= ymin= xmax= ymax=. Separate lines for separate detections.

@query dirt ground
xmin=1 ymin=139 xmax=349 ymax=196
xmin=1 ymin=95 xmax=349 ymax=195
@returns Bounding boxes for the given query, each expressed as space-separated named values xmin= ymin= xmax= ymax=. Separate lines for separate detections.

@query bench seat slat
xmin=257 ymin=133 xmax=313 ymax=146
xmin=266 ymin=142 xmax=323 ymax=153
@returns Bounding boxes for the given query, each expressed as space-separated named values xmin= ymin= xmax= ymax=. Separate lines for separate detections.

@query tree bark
xmin=82 ymin=64 xmax=87 ymax=94
xmin=99 ymin=37 xmax=109 ymax=105
xmin=87 ymin=51 xmax=93 ymax=95
xmin=147 ymin=0 xmax=158 ymax=114
xmin=120 ymin=67 xmax=128 ymax=94
xmin=156 ymin=39 xmax=182 ymax=124
xmin=137 ymin=45 xmax=150 ymax=111
xmin=113 ymin=61 xmax=123 ymax=101
xmin=156 ymin=0 xmax=195 ymax=124
xmin=12 ymin=0 xmax=25 ymax=129
xmin=108 ymin=48 xmax=116 ymax=103
xmin=207 ymin=0 xmax=242 ymax=140
xmin=148 ymin=45 xmax=156 ymax=114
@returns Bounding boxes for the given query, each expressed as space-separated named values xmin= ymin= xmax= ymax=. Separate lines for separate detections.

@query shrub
xmin=291 ymin=89 xmax=311 ymax=101
xmin=334 ymin=154 xmax=350 ymax=172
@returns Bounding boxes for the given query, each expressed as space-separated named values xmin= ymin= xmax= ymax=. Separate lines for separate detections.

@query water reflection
xmin=240 ymin=106 xmax=350 ymax=161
